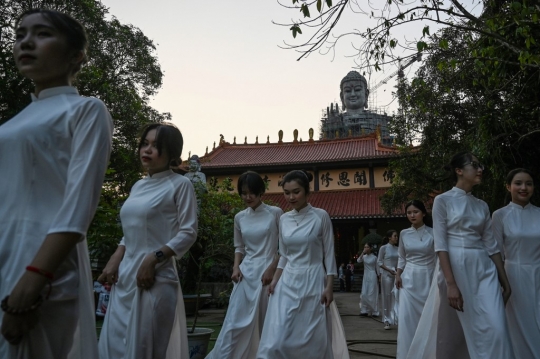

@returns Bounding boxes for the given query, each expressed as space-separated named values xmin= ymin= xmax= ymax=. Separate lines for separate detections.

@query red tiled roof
xmin=262 ymin=188 xmax=404 ymax=219
xmin=199 ymin=133 xmax=397 ymax=169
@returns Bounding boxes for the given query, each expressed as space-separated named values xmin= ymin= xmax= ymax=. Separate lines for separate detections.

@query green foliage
xmin=183 ymin=179 xmax=244 ymax=292
xmin=0 ymin=1 xmax=170 ymax=261
xmin=381 ymin=26 xmax=540 ymax=212
xmin=279 ymin=0 xmax=540 ymax=69
xmin=361 ymin=232 xmax=383 ymax=245
xmin=186 ymin=179 xmax=244 ymax=331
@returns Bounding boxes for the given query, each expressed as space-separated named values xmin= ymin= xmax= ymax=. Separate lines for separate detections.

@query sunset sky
xmin=101 ymin=0 xmax=421 ymax=157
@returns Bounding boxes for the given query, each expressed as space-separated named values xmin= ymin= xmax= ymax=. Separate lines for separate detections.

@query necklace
xmin=415 ymin=226 xmax=425 ymax=241
xmin=293 ymin=208 xmax=310 ymax=226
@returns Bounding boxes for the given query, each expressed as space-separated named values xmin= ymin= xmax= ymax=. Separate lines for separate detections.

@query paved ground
xmin=335 ymin=292 xmax=397 ymax=358
xmin=191 ymin=292 xmax=397 ymax=358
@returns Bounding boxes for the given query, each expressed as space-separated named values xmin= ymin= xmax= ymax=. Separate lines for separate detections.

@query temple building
xmin=185 ymin=70 xmax=408 ymax=264
xmin=194 ymin=127 xmax=408 ymax=264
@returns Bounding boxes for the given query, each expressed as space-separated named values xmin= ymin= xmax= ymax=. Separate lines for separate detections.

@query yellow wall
xmin=317 ymin=168 xmax=370 ymax=190
xmin=373 ymin=167 xmax=396 ymax=188
xmin=207 ymin=167 xmax=395 ymax=193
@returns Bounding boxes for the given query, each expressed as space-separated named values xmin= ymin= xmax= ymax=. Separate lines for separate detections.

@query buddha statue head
xmin=340 ymin=71 xmax=369 ymax=115
xmin=188 ymin=155 xmax=201 ymax=173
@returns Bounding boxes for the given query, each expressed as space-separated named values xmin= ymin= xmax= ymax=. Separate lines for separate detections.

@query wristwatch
xmin=154 ymin=250 xmax=166 ymax=263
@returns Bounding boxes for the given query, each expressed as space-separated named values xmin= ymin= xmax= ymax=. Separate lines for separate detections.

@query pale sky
xmin=101 ymin=0 xmax=421 ymax=157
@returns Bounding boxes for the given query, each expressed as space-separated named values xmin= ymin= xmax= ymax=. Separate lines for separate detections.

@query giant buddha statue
xmin=340 ymin=70 xmax=370 ymax=117
xmin=320 ymin=70 xmax=391 ymax=141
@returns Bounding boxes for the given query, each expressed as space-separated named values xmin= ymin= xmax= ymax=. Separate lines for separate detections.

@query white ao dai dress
xmin=358 ymin=253 xmax=379 ymax=316
xmin=98 ymin=170 xmax=198 ymax=359
xmin=377 ymin=243 xmax=399 ymax=325
xmin=0 ymin=87 xmax=113 ymax=359
xmin=492 ymin=202 xmax=540 ymax=359
xmin=256 ymin=204 xmax=349 ymax=359
xmin=395 ymin=225 xmax=435 ymax=359
xmin=409 ymin=187 xmax=513 ymax=359
xmin=206 ymin=203 xmax=282 ymax=359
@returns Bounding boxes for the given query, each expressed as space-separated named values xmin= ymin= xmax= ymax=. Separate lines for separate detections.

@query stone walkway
xmin=192 ymin=291 xmax=397 ymax=358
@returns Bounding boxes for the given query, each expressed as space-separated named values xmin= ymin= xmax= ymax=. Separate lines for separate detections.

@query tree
xmin=278 ymin=0 xmax=539 ymax=72
xmin=278 ymin=1 xmax=540 ymax=211
xmin=380 ymin=26 xmax=540 ymax=212
xmin=0 ymin=1 xmax=170 ymax=261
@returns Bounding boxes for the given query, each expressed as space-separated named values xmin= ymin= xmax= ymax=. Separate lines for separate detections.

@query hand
xmin=1 ymin=310 xmax=40 ymax=345
xmin=389 ymin=269 xmax=397 ymax=276
xmin=97 ymin=257 xmax=122 ymax=284
xmin=231 ymin=266 xmax=243 ymax=283
xmin=268 ymin=279 xmax=278 ymax=296
xmin=261 ymin=267 xmax=274 ymax=286
xmin=395 ymin=274 xmax=402 ymax=289
xmin=502 ymin=285 xmax=511 ymax=306
xmin=320 ymin=288 xmax=333 ymax=307
xmin=136 ymin=253 xmax=157 ymax=289
xmin=447 ymin=282 xmax=464 ymax=312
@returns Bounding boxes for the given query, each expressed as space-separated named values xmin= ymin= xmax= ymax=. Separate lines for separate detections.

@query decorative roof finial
xmin=293 ymin=129 xmax=298 ymax=143
xmin=309 ymin=128 xmax=314 ymax=141
xmin=205 ymin=146 xmax=208 ymax=155
xmin=233 ymin=136 xmax=236 ymax=144
xmin=213 ymin=141 xmax=216 ymax=150
xmin=278 ymin=130 xmax=283 ymax=143
xmin=267 ymin=135 xmax=270 ymax=144
xmin=255 ymin=136 xmax=258 ymax=144
xmin=244 ymin=136 xmax=247 ymax=144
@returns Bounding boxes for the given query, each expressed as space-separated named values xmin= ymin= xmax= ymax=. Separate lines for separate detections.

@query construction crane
xmin=369 ymin=52 xmax=422 ymax=94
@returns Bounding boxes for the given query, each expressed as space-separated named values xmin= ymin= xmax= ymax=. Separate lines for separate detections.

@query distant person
xmin=378 ymin=230 xmax=399 ymax=330
xmin=98 ymin=123 xmax=197 ymax=359
xmin=345 ymin=260 xmax=352 ymax=292
xmin=492 ymin=168 xmax=540 ymax=359
xmin=357 ymin=244 xmax=379 ymax=317
xmin=339 ymin=263 xmax=346 ymax=292
xmin=347 ymin=260 xmax=355 ymax=290
xmin=0 ymin=9 xmax=113 ymax=359
xmin=207 ymin=171 xmax=282 ymax=359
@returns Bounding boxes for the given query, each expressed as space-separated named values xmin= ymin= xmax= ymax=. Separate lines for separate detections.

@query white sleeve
xmin=233 ymin=213 xmax=245 ymax=255
xmin=165 ymin=178 xmax=198 ymax=257
xmin=277 ymin=218 xmax=288 ymax=269
xmin=321 ymin=211 xmax=337 ymax=276
xmin=47 ymin=99 xmax=113 ymax=238
xmin=377 ymin=245 xmax=386 ymax=268
xmin=397 ymin=231 xmax=406 ymax=270
xmin=432 ymin=196 xmax=449 ymax=253
xmin=491 ymin=209 xmax=506 ymax=259
xmin=480 ymin=202 xmax=500 ymax=256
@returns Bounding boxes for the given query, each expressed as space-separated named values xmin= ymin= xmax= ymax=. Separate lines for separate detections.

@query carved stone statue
xmin=184 ymin=155 xmax=207 ymax=193
xmin=185 ymin=155 xmax=206 ymax=214
xmin=340 ymin=71 xmax=370 ymax=116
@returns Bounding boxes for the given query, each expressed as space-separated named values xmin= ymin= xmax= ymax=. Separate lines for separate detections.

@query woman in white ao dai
xmin=98 ymin=124 xmax=197 ymax=359
xmin=411 ymin=152 xmax=514 ymax=359
xmin=394 ymin=201 xmax=435 ymax=359
xmin=492 ymin=169 xmax=540 ymax=359
xmin=257 ymin=170 xmax=349 ymax=359
xmin=0 ymin=10 xmax=113 ymax=359
xmin=357 ymin=244 xmax=379 ymax=317
xmin=207 ymin=172 xmax=282 ymax=359
xmin=377 ymin=230 xmax=399 ymax=328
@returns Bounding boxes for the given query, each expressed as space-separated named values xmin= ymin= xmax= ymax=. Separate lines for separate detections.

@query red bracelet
xmin=26 ymin=266 xmax=53 ymax=299
xmin=26 ymin=266 xmax=54 ymax=280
